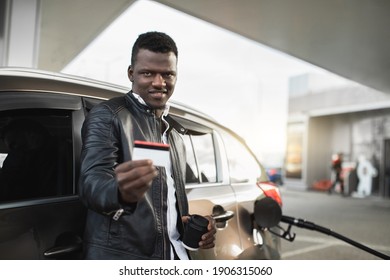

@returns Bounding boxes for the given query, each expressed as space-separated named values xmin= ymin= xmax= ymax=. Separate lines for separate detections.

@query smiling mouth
xmin=149 ymin=89 xmax=167 ymax=94
xmin=149 ymin=91 xmax=166 ymax=99
xmin=149 ymin=90 xmax=167 ymax=98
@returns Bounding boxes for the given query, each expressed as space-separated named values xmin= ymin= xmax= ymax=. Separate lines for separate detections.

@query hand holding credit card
xmin=132 ymin=140 xmax=170 ymax=167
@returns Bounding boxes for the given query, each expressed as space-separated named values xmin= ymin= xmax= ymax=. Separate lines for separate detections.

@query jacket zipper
xmin=152 ymin=114 xmax=169 ymax=259
xmin=112 ymin=209 xmax=124 ymax=221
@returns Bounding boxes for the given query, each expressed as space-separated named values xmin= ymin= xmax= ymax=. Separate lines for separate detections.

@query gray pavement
xmin=278 ymin=188 xmax=390 ymax=260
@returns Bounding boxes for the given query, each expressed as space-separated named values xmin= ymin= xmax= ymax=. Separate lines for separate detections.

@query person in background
xmin=329 ymin=152 xmax=345 ymax=196
xmin=78 ymin=31 xmax=216 ymax=260
xmin=353 ymin=155 xmax=377 ymax=197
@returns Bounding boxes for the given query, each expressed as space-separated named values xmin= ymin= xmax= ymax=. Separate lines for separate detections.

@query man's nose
xmin=152 ymin=74 xmax=166 ymax=87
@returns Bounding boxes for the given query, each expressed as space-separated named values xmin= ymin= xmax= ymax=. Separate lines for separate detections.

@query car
xmin=0 ymin=67 xmax=282 ymax=260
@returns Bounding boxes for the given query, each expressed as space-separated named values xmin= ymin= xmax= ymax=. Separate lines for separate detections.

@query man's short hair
xmin=131 ymin=31 xmax=178 ymax=66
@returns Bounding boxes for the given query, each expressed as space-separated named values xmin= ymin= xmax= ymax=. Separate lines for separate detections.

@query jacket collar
xmin=126 ymin=91 xmax=187 ymax=135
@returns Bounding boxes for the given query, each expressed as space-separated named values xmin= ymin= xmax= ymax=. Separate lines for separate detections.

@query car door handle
xmin=212 ymin=205 xmax=235 ymax=229
xmin=44 ymin=232 xmax=82 ymax=258
xmin=212 ymin=210 xmax=234 ymax=223
xmin=44 ymin=243 xmax=82 ymax=258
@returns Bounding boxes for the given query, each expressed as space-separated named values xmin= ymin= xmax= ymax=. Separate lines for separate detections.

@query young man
xmin=79 ymin=31 xmax=216 ymax=259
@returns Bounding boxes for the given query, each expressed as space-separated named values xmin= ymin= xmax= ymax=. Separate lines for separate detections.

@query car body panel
xmin=0 ymin=198 xmax=85 ymax=259
xmin=186 ymin=185 xmax=240 ymax=259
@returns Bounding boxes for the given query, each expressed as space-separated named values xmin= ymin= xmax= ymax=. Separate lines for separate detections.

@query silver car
xmin=0 ymin=68 xmax=281 ymax=260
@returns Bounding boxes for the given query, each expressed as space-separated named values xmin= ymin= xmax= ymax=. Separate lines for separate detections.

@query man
xmin=79 ymin=31 xmax=216 ymax=259
xmin=329 ymin=152 xmax=344 ymax=196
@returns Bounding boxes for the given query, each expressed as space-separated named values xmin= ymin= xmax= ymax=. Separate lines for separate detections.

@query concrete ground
xmin=278 ymin=188 xmax=390 ymax=260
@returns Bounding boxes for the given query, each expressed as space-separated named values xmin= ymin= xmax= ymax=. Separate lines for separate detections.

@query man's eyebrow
xmin=138 ymin=69 xmax=176 ymax=74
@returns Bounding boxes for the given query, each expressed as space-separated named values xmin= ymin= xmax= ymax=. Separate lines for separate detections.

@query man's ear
xmin=127 ymin=66 xmax=134 ymax=82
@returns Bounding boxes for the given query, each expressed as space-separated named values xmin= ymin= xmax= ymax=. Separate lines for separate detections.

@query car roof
xmin=0 ymin=67 xmax=215 ymax=123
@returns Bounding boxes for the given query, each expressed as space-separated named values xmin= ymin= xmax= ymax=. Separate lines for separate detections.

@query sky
xmin=63 ymin=0 xmax=328 ymax=167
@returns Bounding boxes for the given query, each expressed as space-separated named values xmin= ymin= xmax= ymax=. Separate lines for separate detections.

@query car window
xmin=0 ymin=109 xmax=74 ymax=202
xmin=182 ymin=134 xmax=199 ymax=183
xmin=220 ymin=130 xmax=261 ymax=183
xmin=183 ymin=133 xmax=217 ymax=184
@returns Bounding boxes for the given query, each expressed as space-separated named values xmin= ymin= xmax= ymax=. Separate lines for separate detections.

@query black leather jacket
xmin=79 ymin=92 xmax=189 ymax=259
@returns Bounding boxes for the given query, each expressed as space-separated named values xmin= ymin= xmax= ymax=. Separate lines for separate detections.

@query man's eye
xmin=164 ymin=73 xmax=175 ymax=79
xmin=143 ymin=72 xmax=152 ymax=77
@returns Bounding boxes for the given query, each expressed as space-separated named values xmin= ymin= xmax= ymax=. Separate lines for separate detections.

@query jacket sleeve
xmin=78 ymin=103 xmax=126 ymax=215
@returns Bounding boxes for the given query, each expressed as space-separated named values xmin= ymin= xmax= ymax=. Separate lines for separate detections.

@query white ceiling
xmin=38 ymin=0 xmax=390 ymax=93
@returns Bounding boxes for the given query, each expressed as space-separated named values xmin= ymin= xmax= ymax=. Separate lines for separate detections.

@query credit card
xmin=132 ymin=140 xmax=170 ymax=167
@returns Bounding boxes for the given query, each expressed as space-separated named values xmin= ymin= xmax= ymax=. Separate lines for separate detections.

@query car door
xmin=171 ymin=116 xmax=242 ymax=260
xmin=0 ymin=91 xmax=86 ymax=259
xmin=218 ymin=128 xmax=281 ymax=259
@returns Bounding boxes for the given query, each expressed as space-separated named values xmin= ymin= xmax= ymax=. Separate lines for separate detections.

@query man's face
xmin=128 ymin=49 xmax=177 ymax=111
